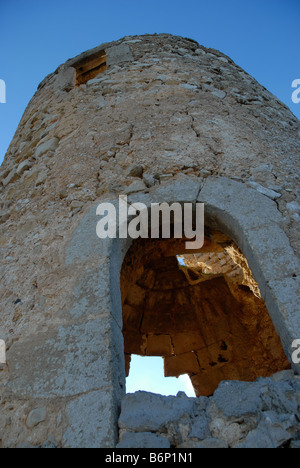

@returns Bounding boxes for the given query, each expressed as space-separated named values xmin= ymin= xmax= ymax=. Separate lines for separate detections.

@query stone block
xmin=124 ymin=180 xmax=147 ymax=195
xmin=118 ymin=391 xmax=195 ymax=432
xmin=63 ymin=390 xmax=118 ymax=448
xmin=68 ymin=262 xmax=111 ymax=320
xmin=7 ymin=318 xmax=116 ymax=398
xmin=209 ymin=377 xmax=299 ymax=420
xmin=34 ymin=138 xmax=59 ymax=158
xmin=145 ymin=334 xmax=173 ymax=356
xmin=107 ymin=43 xmax=133 ymax=67
xmin=164 ymin=351 xmax=200 ymax=377
xmin=55 ymin=67 xmax=76 ymax=92
xmin=247 ymin=181 xmax=281 ymax=200
xmin=198 ymin=177 xmax=282 ymax=239
xmin=65 ymin=203 xmax=114 ymax=264
xmin=2 ymin=169 xmax=19 ymax=186
xmin=234 ymin=421 xmax=292 ymax=448
xmin=149 ymin=173 xmax=202 ymax=204
xmin=16 ymin=159 xmax=33 ymax=176
xmin=171 ymin=332 xmax=206 ymax=355
xmin=265 ymin=276 xmax=300 ymax=374
xmin=208 ymin=380 xmax=264 ymax=419
xmin=242 ymin=225 xmax=300 ymax=298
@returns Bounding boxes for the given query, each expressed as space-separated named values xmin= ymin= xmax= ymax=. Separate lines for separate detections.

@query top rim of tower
xmin=37 ymin=33 xmax=235 ymax=91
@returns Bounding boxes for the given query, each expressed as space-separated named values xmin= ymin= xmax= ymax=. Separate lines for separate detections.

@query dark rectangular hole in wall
xmin=75 ymin=50 xmax=107 ymax=86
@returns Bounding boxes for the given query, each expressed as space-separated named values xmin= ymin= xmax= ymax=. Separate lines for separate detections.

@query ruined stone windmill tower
xmin=0 ymin=34 xmax=300 ymax=448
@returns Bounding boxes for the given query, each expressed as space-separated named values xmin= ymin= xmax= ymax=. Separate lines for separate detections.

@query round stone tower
xmin=0 ymin=34 xmax=299 ymax=448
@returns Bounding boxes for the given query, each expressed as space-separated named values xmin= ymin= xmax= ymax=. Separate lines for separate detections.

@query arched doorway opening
xmin=120 ymin=230 xmax=290 ymax=397
xmin=105 ymin=175 xmax=299 ymax=445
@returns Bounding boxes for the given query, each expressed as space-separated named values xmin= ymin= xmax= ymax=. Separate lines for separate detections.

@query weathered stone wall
xmin=118 ymin=370 xmax=300 ymax=449
xmin=0 ymin=33 xmax=299 ymax=448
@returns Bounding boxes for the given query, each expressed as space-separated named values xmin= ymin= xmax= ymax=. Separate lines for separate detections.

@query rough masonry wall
xmin=118 ymin=370 xmax=300 ymax=449
xmin=0 ymin=34 xmax=299 ymax=447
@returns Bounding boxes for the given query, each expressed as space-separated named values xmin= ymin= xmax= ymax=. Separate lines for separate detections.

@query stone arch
xmin=61 ymin=175 xmax=300 ymax=446
xmin=110 ymin=175 xmax=300 ymax=380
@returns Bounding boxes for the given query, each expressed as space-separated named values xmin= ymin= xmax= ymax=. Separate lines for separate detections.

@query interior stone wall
xmin=121 ymin=235 xmax=290 ymax=397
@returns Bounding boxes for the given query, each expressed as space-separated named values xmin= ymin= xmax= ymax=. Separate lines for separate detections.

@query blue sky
xmin=0 ymin=0 xmax=299 ymax=396
xmin=126 ymin=356 xmax=196 ymax=397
